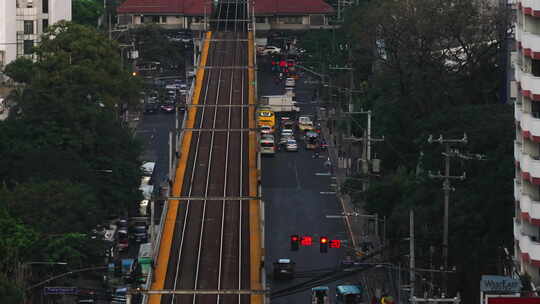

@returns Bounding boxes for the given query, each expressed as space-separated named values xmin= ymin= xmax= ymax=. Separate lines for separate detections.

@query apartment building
xmin=0 ymin=0 xmax=71 ymax=71
xmin=514 ymin=0 xmax=540 ymax=286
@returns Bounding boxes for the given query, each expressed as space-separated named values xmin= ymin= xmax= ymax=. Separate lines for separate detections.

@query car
xmin=144 ymin=102 xmax=159 ymax=114
xmin=285 ymin=139 xmax=298 ymax=152
xmin=260 ymin=125 xmax=274 ymax=135
xmin=285 ymin=77 xmax=295 ymax=87
xmin=160 ymin=104 xmax=175 ymax=113
xmin=281 ymin=128 xmax=294 ymax=138
xmin=261 ymin=134 xmax=275 ymax=142
xmin=131 ymin=222 xmax=148 ymax=243
xmin=262 ymin=45 xmax=281 ymax=56
xmin=116 ymin=229 xmax=129 ymax=251
xmin=273 ymin=258 xmax=295 ymax=280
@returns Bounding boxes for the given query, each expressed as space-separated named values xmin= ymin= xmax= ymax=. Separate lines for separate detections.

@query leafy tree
xmin=0 ymin=208 xmax=37 ymax=275
xmin=0 ymin=272 xmax=23 ymax=304
xmin=131 ymin=25 xmax=186 ymax=70
xmin=72 ymin=0 xmax=104 ymax=28
xmin=332 ymin=0 xmax=514 ymax=302
xmin=0 ymin=21 xmax=144 ymax=287
xmin=3 ymin=58 xmax=35 ymax=84
xmin=1 ymin=181 xmax=101 ymax=235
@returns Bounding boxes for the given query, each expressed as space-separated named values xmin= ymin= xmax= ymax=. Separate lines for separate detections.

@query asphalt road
xmin=259 ymin=56 xmax=350 ymax=304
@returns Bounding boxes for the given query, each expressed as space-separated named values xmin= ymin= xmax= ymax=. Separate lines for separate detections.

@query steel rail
xmin=237 ymin=25 xmax=246 ymax=304
xmin=216 ymin=31 xmax=235 ymax=304
xmin=168 ymin=35 xmax=217 ymax=304
xmin=192 ymin=37 xmax=225 ymax=304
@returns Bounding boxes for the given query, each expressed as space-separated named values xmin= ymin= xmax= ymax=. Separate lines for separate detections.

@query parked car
xmin=262 ymin=45 xmax=281 ymax=56
xmin=131 ymin=222 xmax=148 ymax=243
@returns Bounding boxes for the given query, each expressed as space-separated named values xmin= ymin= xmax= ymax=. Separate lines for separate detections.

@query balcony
xmin=515 ymin=69 xmax=540 ymax=101
xmin=515 ymin=179 xmax=521 ymax=202
xmin=521 ymin=0 xmax=540 ymax=17
xmin=520 ymin=111 xmax=540 ymax=141
xmin=515 ymin=141 xmax=523 ymax=165
xmin=521 ymin=153 xmax=540 ymax=184
xmin=517 ymin=233 xmax=540 ymax=266
xmin=517 ymin=28 xmax=540 ymax=59
xmin=515 ymin=217 xmax=522 ymax=240
xmin=518 ymin=189 xmax=540 ymax=225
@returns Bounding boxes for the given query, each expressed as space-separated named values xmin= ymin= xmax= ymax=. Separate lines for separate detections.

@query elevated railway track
xmin=146 ymin=0 xmax=262 ymax=304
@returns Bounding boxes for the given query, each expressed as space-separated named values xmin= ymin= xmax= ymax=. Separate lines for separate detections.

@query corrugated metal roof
xmin=117 ymin=0 xmax=333 ymax=16
xmin=254 ymin=0 xmax=334 ymax=15
xmin=117 ymin=0 xmax=211 ymax=15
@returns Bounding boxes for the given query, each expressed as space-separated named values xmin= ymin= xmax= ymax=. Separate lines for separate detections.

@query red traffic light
xmin=291 ymin=235 xmax=300 ymax=251
xmin=320 ymin=236 xmax=329 ymax=253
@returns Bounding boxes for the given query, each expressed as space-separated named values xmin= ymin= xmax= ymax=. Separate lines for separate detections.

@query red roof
xmin=117 ymin=0 xmax=211 ymax=15
xmin=117 ymin=0 xmax=333 ymax=16
xmin=254 ymin=0 xmax=334 ymax=15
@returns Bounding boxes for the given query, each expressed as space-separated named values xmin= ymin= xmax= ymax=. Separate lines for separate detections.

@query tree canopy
xmin=0 ymin=22 xmax=143 ymax=297
xmin=312 ymin=0 xmax=514 ymax=302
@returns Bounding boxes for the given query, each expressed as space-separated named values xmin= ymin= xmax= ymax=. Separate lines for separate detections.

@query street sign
xmin=44 ymin=287 xmax=79 ymax=295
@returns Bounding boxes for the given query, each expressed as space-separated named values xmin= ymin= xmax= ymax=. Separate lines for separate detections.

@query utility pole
xmin=427 ymin=133 xmax=486 ymax=294
xmin=410 ymin=209 xmax=415 ymax=303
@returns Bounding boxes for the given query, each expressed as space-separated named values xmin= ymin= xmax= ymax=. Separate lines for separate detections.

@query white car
xmin=261 ymin=125 xmax=274 ymax=135
xmin=262 ymin=46 xmax=281 ymax=56
xmin=285 ymin=139 xmax=298 ymax=152
xmin=285 ymin=78 xmax=295 ymax=87
xmin=281 ymin=129 xmax=294 ymax=137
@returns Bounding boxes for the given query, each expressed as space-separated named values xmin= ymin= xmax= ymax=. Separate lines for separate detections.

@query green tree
xmin=0 ymin=272 xmax=23 ymax=304
xmin=72 ymin=0 xmax=104 ymax=27
xmin=132 ymin=25 xmax=186 ymax=70
xmin=3 ymin=58 xmax=35 ymax=84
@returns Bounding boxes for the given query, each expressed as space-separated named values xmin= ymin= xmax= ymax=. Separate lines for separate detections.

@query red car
xmin=160 ymin=104 xmax=175 ymax=113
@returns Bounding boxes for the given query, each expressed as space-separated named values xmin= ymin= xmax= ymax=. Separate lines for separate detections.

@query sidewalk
xmin=317 ymin=106 xmax=382 ymax=258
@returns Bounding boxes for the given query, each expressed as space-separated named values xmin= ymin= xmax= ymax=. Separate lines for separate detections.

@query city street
xmin=259 ymin=57 xmax=350 ymax=304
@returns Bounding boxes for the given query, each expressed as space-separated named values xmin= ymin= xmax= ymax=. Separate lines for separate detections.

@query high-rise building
xmin=0 ymin=0 xmax=71 ymax=71
xmin=513 ymin=0 xmax=540 ymax=285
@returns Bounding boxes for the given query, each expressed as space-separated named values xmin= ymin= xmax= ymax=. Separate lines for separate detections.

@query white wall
xmin=49 ymin=0 xmax=72 ymax=25
xmin=0 ymin=0 xmax=17 ymax=66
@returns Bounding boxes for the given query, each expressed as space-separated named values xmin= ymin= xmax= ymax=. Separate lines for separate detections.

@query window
xmin=23 ymin=40 xmax=34 ymax=54
xmin=151 ymin=16 xmax=160 ymax=23
xmin=27 ymin=0 xmax=33 ymax=8
xmin=280 ymin=17 xmax=302 ymax=24
xmin=161 ymin=16 xmax=167 ymax=23
xmin=310 ymin=15 xmax=324 ymax=26
xmin=42 ymin=0 xmax=48 ymax=13
xmin=24 ymin=20 xmax=34 ymax=35
xmin=42 ymin=19 xmax=48 ymax=32
xmin=255 ymin=17 xmax=266 ymax=23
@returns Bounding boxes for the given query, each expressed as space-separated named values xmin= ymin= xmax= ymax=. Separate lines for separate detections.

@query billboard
xmin=481 ymin=275 xmax=522 ymax=294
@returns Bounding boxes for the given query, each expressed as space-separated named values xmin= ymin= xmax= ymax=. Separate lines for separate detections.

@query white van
xmin=260 ymin=137 xmax=276 ymax=155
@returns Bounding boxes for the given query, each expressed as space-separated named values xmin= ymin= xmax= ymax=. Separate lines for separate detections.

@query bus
xmin=336 ymin=285 xmax=363 ymax=304
xmin=257 ymin=107 xmax=276 ymax=131
xmin=260 ymin=137 xmax=276 ymax=155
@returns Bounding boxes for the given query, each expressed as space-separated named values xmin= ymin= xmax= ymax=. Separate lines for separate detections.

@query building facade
xmin=0 ymin=0 xmax=71 ymax=70
xmin=514 ymin=0 xmax=540 ymax=286
xmin=117 ymin=0 xmax=334 ymax=31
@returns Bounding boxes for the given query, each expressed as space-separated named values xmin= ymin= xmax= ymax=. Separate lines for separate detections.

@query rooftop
xmin=117 ymin=0 xmax=334 ymax=15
